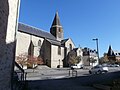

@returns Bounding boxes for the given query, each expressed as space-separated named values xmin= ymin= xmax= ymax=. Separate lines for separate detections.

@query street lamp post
xmin=93 ymin=38 xmax=99 ymax=64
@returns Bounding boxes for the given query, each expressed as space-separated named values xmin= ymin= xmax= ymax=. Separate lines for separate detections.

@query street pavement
xmin=27 ymin=79 xmax=97 ymax=90
xmin=25 ymin=65 xmax=90 ymax=80
xmin=25 ymin=65 xmax=120 ymax=90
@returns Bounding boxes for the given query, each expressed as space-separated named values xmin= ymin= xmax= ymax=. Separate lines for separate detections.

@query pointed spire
xmin=107 ymin=45 xmax=115 ymax=56
xmin=51 ymin=11 xmax=61 ymax=27
xmin=50 ymin=11 xmax=64 ymax=41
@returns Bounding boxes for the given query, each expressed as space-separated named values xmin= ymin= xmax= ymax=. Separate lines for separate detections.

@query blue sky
xmin=19 ymin=0 xmax=120 ymax=57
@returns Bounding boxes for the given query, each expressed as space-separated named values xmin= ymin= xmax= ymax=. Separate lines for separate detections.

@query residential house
xmin=82 ymin=47 xmax=98 ymax=66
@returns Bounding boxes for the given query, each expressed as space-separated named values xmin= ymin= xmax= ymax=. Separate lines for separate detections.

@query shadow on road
xmin=26 ymin=71 xmax=120 ymax=90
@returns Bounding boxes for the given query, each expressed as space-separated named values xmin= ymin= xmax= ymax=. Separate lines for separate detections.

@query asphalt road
xmin=25 ymin=66 xmax=120 ymax=90
xmin=26 ymin=66 xmax=120 ymax=80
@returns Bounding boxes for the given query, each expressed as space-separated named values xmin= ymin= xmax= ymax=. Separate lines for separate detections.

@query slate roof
xmin=18 ymin=23 xmax=56 ymax=40
xmin=51 ymin=11 xmax=61 ymax=27
xmin=46 ymin=39 xmax=61 ymax=46
xmin=61 ymin=38 xmax=69 ymax=45
xmin=73 ymin=48 xmax=78 ymax=52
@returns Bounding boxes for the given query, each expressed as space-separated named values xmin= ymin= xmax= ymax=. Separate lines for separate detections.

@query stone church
xmin=15 ymin=12 xmax=82 ymax=68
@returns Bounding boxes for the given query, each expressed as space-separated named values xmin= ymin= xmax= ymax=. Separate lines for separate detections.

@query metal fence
xmin=13 ymin=62 xmax=27 ymax=90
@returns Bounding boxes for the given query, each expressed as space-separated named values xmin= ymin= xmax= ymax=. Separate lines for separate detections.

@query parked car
xmin=108 ymin=64 xmax=119 ymax=67
xmin=89 ymin=65 xmax=108 ymax=74
xmin=111 ymin=64 xmax=119 ymax=67
xmin=71 ymin=63 xmax=84 ymax=69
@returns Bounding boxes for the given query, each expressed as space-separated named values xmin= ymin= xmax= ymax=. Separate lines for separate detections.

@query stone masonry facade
xmin=0 ymin=0 xmax=20 ymax=90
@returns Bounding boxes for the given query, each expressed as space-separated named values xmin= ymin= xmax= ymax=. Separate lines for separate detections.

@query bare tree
xmin=16 ymin=53 xmax=38 ymax=69
xmin=16 ymin=53 xmax=28 ymax=68
xmin=69 ymin=55 xmax=81 ymax=65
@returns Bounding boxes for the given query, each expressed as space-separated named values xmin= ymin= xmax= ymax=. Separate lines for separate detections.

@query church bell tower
xmin=50 ymin=12 xmax=64 ymax=41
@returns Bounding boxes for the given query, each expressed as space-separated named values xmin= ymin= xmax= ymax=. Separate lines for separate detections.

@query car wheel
xmin=80 ymin=67 xmax=83 ymax=69
xmin=97 ymin=70 xmax=102 ymax=74
xmin=89 ymin=71 xmax=92 ymax=74
xmin=104 ymin=71 xmax=108 ymax=73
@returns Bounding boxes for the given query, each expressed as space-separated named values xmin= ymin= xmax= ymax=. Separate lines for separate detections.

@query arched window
xmin=38 ymin=40 xmax=41 ymax=51
xmin=69 ymin=44 xmax=72 ymax=51
xmin=38 ymin=40 xmax=41 ymax=47
xmin=58 ymin=28 xmax=62 ymax=38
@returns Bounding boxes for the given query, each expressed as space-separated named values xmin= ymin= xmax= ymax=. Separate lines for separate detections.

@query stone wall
xmin=51 ymin=45 xmax=64 ymax=68
xmin=16 ymin=31 xmax=44 ymax=57
xmin=0 ymin=0 xmax=20 ymax=90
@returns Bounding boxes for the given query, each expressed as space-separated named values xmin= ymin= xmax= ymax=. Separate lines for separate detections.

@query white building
xmin=82 ymin=47 xmax=99 ymax=66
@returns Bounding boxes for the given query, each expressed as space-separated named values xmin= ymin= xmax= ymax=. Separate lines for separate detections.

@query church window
xmin=38 ymin=40 xmax=41 ymax=50
xmin=69 ymin=44 xmax=72 ymax=51
xmin=58 ymin=28 xmax=62 ymax=38
xmin=58 ymin=46 xmax=61 ymax=55
xmin=59 ymin=28 xmax=62 ymax=32
xmin=28 ymin=41 xmax=34 ymax=56
xmin=38 ymin=40 xmax=41 ymax=47
xmin=59 ymin=29 xmax=61 ymax=32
